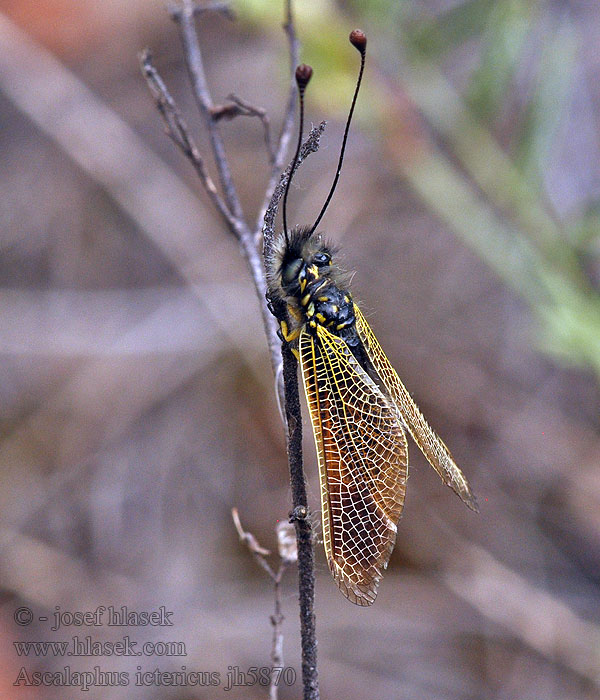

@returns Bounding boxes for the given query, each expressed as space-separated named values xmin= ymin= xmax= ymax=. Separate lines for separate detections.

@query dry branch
xmin=144 ymin=2 xmax=320 ymax=697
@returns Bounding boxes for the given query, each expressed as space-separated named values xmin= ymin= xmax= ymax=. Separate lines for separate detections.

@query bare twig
xmin=262 ymin=122 xmax=327 ymax=700
xmin=262 ymin=122 xmax=327 ymax=261
xmin=140 ymin=49 xmax=233 ymax=225
xmin=144 ymin=3 xmax=323 ymax=698
xmin=255 ymin=0 xmax=300 ymax=241
xmin=167 ymin=2 xmax=292 ymax=410
xmin=211 ymin=93 xmax=275 ymax=163
xmin=283 ymin=358 xmax=318 ymax=700
xmin=232 ymin=508 xmax=297 ymax=700
xmin=168 ymin=0 xmax=234 ymax=21
xmin=142 ymin=15 xmax=281 ymax=397
xmin=172 ymin=0 xmax=245 ymax=224
xmin=269 ymin=573 xmax=285 ymax=700
xmin=142 ymin=1 xmax=306 ymax=415
xmin=232 ymin=506 xmax=273 ymax=571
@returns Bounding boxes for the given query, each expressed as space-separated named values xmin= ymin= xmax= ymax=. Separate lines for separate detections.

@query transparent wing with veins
xmin=299 ymin=325 xmax=408 ymax=606
xmin=354 ymin=304 xmax=478 ymax=512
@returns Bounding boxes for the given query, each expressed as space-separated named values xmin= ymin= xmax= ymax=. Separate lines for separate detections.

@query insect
xmin=266 ymin=30 xmax=478 ymax=606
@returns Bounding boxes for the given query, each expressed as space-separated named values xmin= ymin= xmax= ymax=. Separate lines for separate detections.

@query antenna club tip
xmin=349 ymin=29 xmax=367 ymax=52
xmin=295 ymin=64 xmax=313 ymax=89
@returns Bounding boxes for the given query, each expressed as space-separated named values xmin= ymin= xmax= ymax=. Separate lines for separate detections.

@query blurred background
xmin=1 ymin=0 xmax=599 ymax=698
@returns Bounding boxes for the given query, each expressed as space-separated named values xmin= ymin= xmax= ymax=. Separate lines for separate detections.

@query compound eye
xmin=313 ymin=252 xmax=331 ymax=267
xmin=282 ymin=258 xmax=303 ymax=287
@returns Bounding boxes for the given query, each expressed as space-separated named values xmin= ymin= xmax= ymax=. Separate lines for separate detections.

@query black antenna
xmin=282 ymin=64 xmax=313 ymax=245
xmin=309 ymin=29 xmax=367 ymax=235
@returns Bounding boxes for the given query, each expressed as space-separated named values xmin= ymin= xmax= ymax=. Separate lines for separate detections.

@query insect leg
xmin=279 ymin=320 xmax=302 ymax=343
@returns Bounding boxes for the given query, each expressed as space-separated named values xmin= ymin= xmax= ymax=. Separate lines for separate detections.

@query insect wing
xmin=299 ymin=325 xmax=408 ymax=606
xmin=353 ymin=305 xmax=478 ymax=512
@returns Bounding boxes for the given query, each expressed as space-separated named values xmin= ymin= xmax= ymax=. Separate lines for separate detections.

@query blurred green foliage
xmin=239 ymin=0 xmax=600 ymax=379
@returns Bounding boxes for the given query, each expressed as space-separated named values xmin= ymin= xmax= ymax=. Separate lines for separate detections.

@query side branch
xmin=168 ymin=0 xmax=234 ymax=21
xmin=140 ymin=50 xmax=233 ymax=226
xmin=172 ymin=0 xmax=245 ymax=222
xmin=255 ymin=0 xmax=300 ymax=238
xmin=211 ymin=94 xmax=275 ymax=164
xmin=263 ymin=122 xmax=327 ymax=261
xmin=232 ymin=508 xmax=297 ymax=700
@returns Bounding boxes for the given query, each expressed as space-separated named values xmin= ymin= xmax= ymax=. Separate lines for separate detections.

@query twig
xmin=269 ymin=572 xmax=285 ymax=700
xmin=211 ymin=93 xmax=276 ymax=164
xmin=282 ymin=352 xmax=318 ymax=700
xmin=168 ymin=0 xmax=234 ymax=21
xmin=232 ymin=506 xmax=273 ymax=573
xmin=142 ymin=0 xmax=305 ymax=414
xmin=173 ymin=0 xmax=245 ymax=223
xmin=141 ymin=16 xmax=280 ymax=395
xmin=262 ymin=122 xmax=327 ymax=700
xmin=232 ymin=508 xmax=297 ymax=700
xmin=140 ymin=49 xmax=233 ymax=226
xmin=255 ymin=0 xmax=300 ymax=242
xmin=144 ymin=3 xmax=323 ymax=698
xmin=262 ymin=122 xmax=326 ymax=261
xmin=167 ymin=2 xmax=292 ymax=408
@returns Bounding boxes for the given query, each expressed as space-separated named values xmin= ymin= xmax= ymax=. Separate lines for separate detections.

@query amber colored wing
xmin=353 ymin=304 xmax=478 ymax=511
xmin=299 ymin=325 xmax=408 ymax=606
